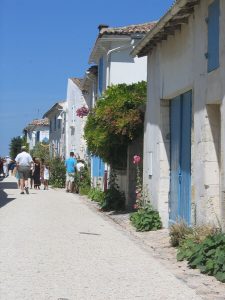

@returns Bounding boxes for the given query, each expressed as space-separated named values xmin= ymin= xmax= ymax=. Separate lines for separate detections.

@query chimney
xmin=98 ymin=24 xmax=109 ymax=32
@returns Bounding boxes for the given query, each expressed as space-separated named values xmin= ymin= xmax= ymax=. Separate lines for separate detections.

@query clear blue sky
xmin=0 ymin=0 xmax=174 ymax=156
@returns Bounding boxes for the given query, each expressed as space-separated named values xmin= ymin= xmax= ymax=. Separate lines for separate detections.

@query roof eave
xmin=43 ymin=103 xmax=63 ymax=118
xmin=131 ymin=0 xmax=199 ymax=57
xmin=89 ymin=35 xmax=131 ymax=64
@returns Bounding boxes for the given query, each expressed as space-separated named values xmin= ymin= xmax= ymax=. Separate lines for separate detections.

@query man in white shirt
xmin=15 ymin=146 xmax=33 ymax=194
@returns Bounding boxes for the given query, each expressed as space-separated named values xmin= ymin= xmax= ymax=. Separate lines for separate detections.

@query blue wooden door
xmin=169 ymin=91 xmax=192 ymax=225
xmin=92 ymin=156 xmax=105 ymax=177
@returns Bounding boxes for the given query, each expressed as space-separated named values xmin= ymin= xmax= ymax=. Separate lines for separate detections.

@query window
xmin=207 ymin=0 xmax=220 ymax=72
xmin=98 ymin=57 xmax=104 ymax=96
xmin=72 ymin=105 xmax=76 ymax=124
xmin=36 ymin=131 xmax=40 ymax=142
xmin=58 ymin=119 xmax=61 ymax=129
xmin=54 ymin=115 xmax=57 ymax=131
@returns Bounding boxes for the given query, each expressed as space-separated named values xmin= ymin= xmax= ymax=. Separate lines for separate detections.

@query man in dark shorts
xmin=15 ymin=146 xmax=33 ymax=194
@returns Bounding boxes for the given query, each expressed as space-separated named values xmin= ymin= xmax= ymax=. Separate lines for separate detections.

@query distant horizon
xmin=0 ymin=0 xmax=174 ymax=156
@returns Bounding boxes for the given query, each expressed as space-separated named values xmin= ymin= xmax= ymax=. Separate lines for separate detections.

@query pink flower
xmin=133 ymin=203 xmax=138 ymax=209
xmin=133 ymin=155 xmax=141 ymax=164
xmin=76 ymin=106 xmax=89 ymax=118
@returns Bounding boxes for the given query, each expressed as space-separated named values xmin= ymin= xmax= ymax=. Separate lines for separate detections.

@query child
xmin=43 ymin=164 xmax=50 ymax=190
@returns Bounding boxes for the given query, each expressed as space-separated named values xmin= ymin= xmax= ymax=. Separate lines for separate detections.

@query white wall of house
xmin=26 ymin=126 xmax=49 ymax=150
xmin=144 ymin=0 xmax=225 ymax=228
xmin=110 ymin=51 xmax=147 ymax=85
xmin=66 ymin=79 xmax=87 ymax=160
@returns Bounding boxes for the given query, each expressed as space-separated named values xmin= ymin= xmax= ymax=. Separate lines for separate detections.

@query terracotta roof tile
xmin=28 ymin=118 xmax=49 ymax=126
xmin=99 ymin=22 xmax=157 ymax=37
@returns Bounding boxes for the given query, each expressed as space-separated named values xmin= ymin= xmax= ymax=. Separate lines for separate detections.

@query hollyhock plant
xmin=133 ymin=155 xmax=141 ymax=164
xmin=76 ymin=106 xmax=89 ymax=118
xmin=133 ymin=154 xmax=144 ymax=209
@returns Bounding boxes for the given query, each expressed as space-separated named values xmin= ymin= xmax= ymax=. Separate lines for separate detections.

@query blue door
xmin=92 ymin=156 xmax=105 ymax=177
xmin=169 ymin=91 xmax=192 ymax=225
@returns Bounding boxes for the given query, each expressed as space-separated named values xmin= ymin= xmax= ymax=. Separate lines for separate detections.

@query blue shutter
xmin=92 ymin=156 xmax=104 ymax=177
xmin=208 ymin=0 xmax=220 ymax=72
xmin=169 ymin=91 xmax=192 ymax=225
xmin=169 ymin=96 xmax=181 ymax=224
xmin=180 ymin=91 xmax=192 ymax=224
xmin=99 ymin=158 xmax=105 ymax=177
xmin=98 ymin=57 xmax=103 ymax=96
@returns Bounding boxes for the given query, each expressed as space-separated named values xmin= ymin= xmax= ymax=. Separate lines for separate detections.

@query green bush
xmin=130 ymin=205 xmax=162 ymax=232
xmin=84 ymin=82 xmax=146 ymax=166
xmin=74 ymin=165 xmax=91 ymax=194
xmin=49 ymin=157 xmax=66 ymax=188
xmin=88 ymin=188 xmax=105 ymax=205
xmin=100 ymin=187 xmax=125 ymax=211
xmin=88 ymin=186 xmax=125 ymax=211
xmin=177 ymin=233 xmax=225 ymax=283
xmin=79 ymin=186 xmax=91 ymax=195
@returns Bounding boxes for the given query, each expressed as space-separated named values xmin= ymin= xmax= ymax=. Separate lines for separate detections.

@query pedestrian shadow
xmin=0 ymin=180 xmax=17 ymax=208
xmin=0 ymin=189 xmax=16 ymax=208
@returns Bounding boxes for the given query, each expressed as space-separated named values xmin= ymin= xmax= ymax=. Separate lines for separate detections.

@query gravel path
xmin=0 ymin=176 xmax=202 ymax=300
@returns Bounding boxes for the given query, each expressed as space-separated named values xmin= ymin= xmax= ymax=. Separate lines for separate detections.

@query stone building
xmin=88 ymin=22 xmax=155 ymax=205
xmin=24 ymin=118 xmax=49 ymax=150
xmin=43 ymin=101 xmax=66 ymax=158
xmin=132 ymin=0 xmax=225 ymax=228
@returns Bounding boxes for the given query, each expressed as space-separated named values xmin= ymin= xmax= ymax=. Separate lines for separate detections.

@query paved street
xmin=0 ymin=176 xmax=201 ymax=300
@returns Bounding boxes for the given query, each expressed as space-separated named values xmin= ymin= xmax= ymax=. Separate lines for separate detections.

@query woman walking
xmin=33 ymin=158 xmax=41 ymax=189
xmin=43 ymin=164 xmax=50 ymax=190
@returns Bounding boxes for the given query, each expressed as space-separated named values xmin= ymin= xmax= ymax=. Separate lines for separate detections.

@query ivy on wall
xmin=84 ymin=81 xmax=147 ymax=167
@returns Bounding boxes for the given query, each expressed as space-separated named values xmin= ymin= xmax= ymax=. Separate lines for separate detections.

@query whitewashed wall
xmin=144 ymin=0 xmax=225 ymax=227
xmin=107 ymin=41 xmax=147 ymax=86
xmin=66 ymin=79 xmax=88 ymax=160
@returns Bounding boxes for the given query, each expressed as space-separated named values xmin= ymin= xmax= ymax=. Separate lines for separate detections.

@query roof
xmin=131 ymin=0 xmax=200 ymax=57
xmin=89 ymin=21 xmax=157 ymax=64
xmin=28 ymin=118 xmax=49 ymax=126
xmin=82 ymin=66 xmax=98 ymax=91
xmin=24 ymin=118 xmax=49 ymax=130
xmin=98 ymin=22 xmax=157 ymax=37
xmin=70 ymin=78 xmax=83 ymax=90
xmin=43 ymin=102 xmax=65 ymax=118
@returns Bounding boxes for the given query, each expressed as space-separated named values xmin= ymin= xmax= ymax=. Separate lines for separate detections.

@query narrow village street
xmin=0 ymin=176 xmax=201 ymax=300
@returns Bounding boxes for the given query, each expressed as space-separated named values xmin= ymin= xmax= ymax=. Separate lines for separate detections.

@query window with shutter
xmin=98 ymin=57 xmax=103 ymax=96
xmin=207 ymin=0 xmax=220 ymax=72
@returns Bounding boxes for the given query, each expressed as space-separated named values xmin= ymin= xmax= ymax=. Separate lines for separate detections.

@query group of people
xmin=14 ymin=146 xmax=50 ymax=194
xmin=2 ymin=148 xmax=85 ymax=195
xmin=0 ymin=156 xmax=15 ymax=178
xmin=65 ymin=151 xmax=85 ymax=193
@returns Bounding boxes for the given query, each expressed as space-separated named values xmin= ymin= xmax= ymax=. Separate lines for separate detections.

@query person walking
xmin=65 ymin=152 xmax=77 ymax=193
xmin=43 ymin=164 xmax=50 ymax=190
xmin=15 ymin=146 xmax=33 ymax=194
xmin=33 ymin=158 xmax=41 ymax=189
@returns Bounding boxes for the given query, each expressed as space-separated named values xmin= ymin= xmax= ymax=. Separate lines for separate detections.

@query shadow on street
xmin=0 ymin=180 xmax=17 ymax=208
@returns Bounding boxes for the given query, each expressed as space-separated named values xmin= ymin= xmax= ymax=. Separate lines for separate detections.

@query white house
xmin=88 ymin=22 xmax=155 ymax=206
xmin=43 ymin=101 xmax=67 ymax=158
xmin=24 ymin=118 xmax=49 ymax=150
xmin=132 ymin=0 xmax=225 ymax=228
xmin=66 ymin=77 xmax=89 ymax=160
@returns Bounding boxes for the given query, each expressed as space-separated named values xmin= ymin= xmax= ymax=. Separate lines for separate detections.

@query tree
xmin=84 ymin=81 xmax=147 ymax=167
xmin=9 ymin=136 xmax=23 ymax=159
xmin=30 ymin=142 xmax=50 ymax=162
